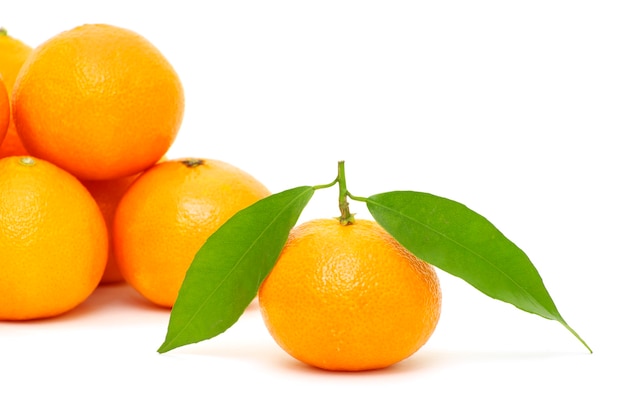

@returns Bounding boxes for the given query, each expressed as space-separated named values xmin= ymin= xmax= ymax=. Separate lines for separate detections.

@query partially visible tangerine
xmin=82 ymin=156 xmax=167 ymax=284
xmin=0 ymin=77 xmax=8 ymax=144
xmin=82 ymin=173 xmax=143 ymax=284
xmin=0 ymin=28 xmax=34 ymax=157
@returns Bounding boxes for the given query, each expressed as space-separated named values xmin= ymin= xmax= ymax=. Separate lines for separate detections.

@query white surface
xmin=1 ymin=2 xmax=624 ymax=418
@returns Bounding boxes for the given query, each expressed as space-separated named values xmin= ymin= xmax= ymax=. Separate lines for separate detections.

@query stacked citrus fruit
xmin=0 ymin=24 xmax=270 ymax=319
xmin=1 ymin=23 xmax=441 ymax=373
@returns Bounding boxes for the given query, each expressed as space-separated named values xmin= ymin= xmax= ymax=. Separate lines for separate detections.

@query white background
xmin=2 ymin=1 xmax=624 ymax=418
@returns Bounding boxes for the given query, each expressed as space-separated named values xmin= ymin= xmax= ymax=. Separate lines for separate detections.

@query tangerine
xmin=82 ymin=156 xmax=167 ymax=284
xmin=258 ymin=218 xmax=442 ymax=371
xmin=0 ymin=156 xmax=108 ymax=320
xmin=82 ymin=173 xmax=143 ymax=284
xmin=0 ymin=77 xmax=9 ymax=143
xmin=114 ymin=158 xmax=271 ymax=307
xmin=0 ymin=28 xmax=32 ymax=157
xmin=11 ymin=23 xmax=184 ymax=180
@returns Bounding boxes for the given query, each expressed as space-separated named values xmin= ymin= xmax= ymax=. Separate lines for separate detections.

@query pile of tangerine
xmin=0 ymin=24 xmax=441 ymax=372
xmin=0 ymin=24 xmax=270 ymax=319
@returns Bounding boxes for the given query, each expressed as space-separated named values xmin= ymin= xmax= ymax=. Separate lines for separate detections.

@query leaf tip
xmin=157 ymin=339 xmax=175 ymax=354
xmin=558 ymin=319 xmax=592 ymax=354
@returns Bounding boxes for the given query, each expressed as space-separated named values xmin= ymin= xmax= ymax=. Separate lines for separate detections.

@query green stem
xmin=311 ymin=161 xmax=361 ymax=225
xmin=312 ymin=177 xmax=338 ymax=191
xmin=337 ymin=161 xmax=355 ymax=225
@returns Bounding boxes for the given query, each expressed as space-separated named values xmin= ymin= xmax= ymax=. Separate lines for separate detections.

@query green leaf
xmin=158 ymin=185 xmax=315 ymax=354
xmin=366 ymin=191 xmax=591 ymax=352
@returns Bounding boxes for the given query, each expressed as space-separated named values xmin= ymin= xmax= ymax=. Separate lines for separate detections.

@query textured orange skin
xmin=114 ymin=158 xmax=271 ymax=307
xmin=0 ymin=30 xmax=32 ymax=158
xmin=82 ymin=173 xmax=142 ymax=284
xmin=11 ymin=24 xmax=184 ymax=180
xmin=82 ymin=157 xmax=166 ymax=284
xmin=0 ymin=157 xmax=108 ymax=320
xmin=0 ymin=78 xmax=8 ymax=144
xmin=259 ymin=218 xmax=442 ymax=371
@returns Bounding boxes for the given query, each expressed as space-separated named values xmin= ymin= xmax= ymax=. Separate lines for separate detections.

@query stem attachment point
xmin=337 ymin=161 xmax=355 ymax=225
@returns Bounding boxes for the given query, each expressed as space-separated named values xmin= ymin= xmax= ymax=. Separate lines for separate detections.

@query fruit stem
xmin=181 ymin=158 xmax=204 ymax=168
xmin=18 ymin=156 xmax=36 ymax=167
xmin=337 ymin=161 xmax=355 ymax=225
xmin=0 ymin=28 xmax=7 ymax=37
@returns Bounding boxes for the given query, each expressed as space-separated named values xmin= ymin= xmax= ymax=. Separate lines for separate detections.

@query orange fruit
xmin=0 ymin=156 xmax=108 ymax=320
xmin=81 ymin=173 xmax=143 ymax=284
xmin=0 ymin=77 xmax=9 ymax=143
xmin=11 ymin=23 xmax=184 ymax=180
xmin=114 ymin=158 xmax=271 ymax=307
xmin=0 ymin=28 xmax=32 ymax=158
xmin=258 ymin=218 xmax=442 ymax=371
xmin=82 ymin=156 xmax=167 ymax=284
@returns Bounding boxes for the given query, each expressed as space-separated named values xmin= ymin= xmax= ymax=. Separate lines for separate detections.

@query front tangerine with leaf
xmin=11 ymin=23 xmax=184 ymax=180
xmin=114 ymin=158 xmax=271 ymax=307
xmin=258 ymin=218 xmax=442 ymax=371
xmin=0 ymin=156 xmax=108 ymax=320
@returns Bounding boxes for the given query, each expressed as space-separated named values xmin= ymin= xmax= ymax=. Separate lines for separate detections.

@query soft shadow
xmin=245 ymin=297 xmax=260 ymax=312
xmin=160 ymin=336 xmax=287 ymax=372
xmin=267 ymin=350 xmax=436 ymax=377
xmin=409 ymin=348 xmax=588 ymax=370
xmin=264 ymin=347 xmax=588 ymax=376
xmin=5 ymin=282 xmax=168 ymax=326
xmin=74 ymin=282 xmax=166 ymax=316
